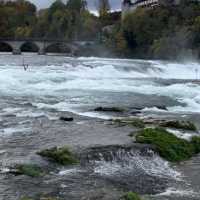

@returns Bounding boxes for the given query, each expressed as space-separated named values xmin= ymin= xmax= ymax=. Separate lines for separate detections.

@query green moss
xmin=21 ymin=197 xmax=58 ymax=200
xmin=161 ymin=120 xmax=197 ymax=131
xmin=40 ymin=197 xmax=58 ymax=200
xmin=38 ymin=147 xmax=79 ymax=166
xmin=16 ymin=164 xmax=44 ymax=177
xmin=191 ymin=136 xmax=200 ymax=153
xmin=123 ymin=192 xmax=142 ymax=200
xmin=21 ymin=198 xmax=33 ymax=200
xmin=135 ymin=128 xmax=200 ymax=162
xmin=113 ymin=118 xmax=145 ymax=128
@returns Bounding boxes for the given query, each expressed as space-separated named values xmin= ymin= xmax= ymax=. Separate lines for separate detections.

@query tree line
xmin=0 ymin=0 xmax=106 ymax=40
xmin=106 ymin=0 xmax=200 ymax=60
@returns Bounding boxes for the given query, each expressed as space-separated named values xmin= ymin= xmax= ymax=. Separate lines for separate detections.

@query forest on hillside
xmin=0 ymin=0 xmax=200 ymax=59
xmin=108 ymin=0 xmax=200 ymax=59
xmin=0 ymin=0 xmax=101 ymax=40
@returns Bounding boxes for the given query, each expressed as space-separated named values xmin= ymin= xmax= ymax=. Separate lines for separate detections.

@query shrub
xmin=161 ymin=120 xmax=197 ymax=131
xmin=136 ymin=128 xmax=196 ymax=162
xmin=37 ymin=147 xmax=78 ymax=165
xmin=16 ymin=164 xmax=44 ymax=177
xmin=123 ymin=192 xmax=142 ymax=200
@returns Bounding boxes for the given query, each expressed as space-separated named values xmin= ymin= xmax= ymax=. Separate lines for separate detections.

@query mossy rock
xmin=161 ymin=120 xmax=197 ymax=131
xmin=37 ymin=147 xmax=79 ymax=165
xmin=40 ymin=197 xmax=58 ymax=200
xmin=136 ymin=128 xmax=200 ymax=162
xmin=114 ymin=118 xmax=145 ymax=128
xmin=191 ymin=136 xmax=200 ymax=153
xmin=15 ymin=164 xmax=44 ymax=177
xmin=123 ymin=192 xmax=142 ymax=200
xmin=21 ymin=197 xmax=58 ymax=200
xmin=94 ymin=107 xmax=125 ymax=112
xmin=21 ymin=198 xmax=33 ymax=200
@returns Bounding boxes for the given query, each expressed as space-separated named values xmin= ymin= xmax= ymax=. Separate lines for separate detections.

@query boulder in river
xmin=94 ymin=107 xmax=125 ymax=113
xmin=59 ymin=117 xmax=74 ymax=122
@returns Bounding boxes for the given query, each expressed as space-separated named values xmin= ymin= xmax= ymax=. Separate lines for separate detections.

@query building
xmin=122 ymin=0 xmax=180 ymax=18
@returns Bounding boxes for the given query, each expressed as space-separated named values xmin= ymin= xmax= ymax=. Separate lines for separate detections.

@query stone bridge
xmin=0 ymin=38 xmax=94 ymax=55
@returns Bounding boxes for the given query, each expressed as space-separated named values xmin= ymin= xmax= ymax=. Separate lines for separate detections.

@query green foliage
xmin=123 ymin=192 xmax=142 ymax=200
xmin=21 ymin=197 xmax=58 ymax=200
xmin=161 ymin=120 xmax=197 ymax=131
xmin=114 ymin=1 xmax=200 ymax=59
xmin=16 ymin=164 xmax=44 ymax=177
xmin=21 ymin=198 xmax=33 ymax=200
xmin=191 ymin=136 xmax=200 ymax=153
xmin=0 ymin=0 xmax=99 ymax=41
xmin=136 ymin=128 xmax=200 ymax=162
xmin=38 ymin=147 xmax=79 ymax=165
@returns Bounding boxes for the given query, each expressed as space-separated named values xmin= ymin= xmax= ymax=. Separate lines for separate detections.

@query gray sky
xmin=29 ymin=0 xmax=121 ymax=11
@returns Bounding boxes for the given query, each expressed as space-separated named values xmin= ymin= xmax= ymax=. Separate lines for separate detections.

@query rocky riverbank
xmin=1 ymin=108 xmax=200 ymax=200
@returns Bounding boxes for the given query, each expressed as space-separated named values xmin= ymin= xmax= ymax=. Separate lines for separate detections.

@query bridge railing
xmin=0 ymin=37 xmax=95 ymax=44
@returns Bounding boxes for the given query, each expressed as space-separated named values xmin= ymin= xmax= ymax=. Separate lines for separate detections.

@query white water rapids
xmin=0 ymin=54 xmax=200 ymax=118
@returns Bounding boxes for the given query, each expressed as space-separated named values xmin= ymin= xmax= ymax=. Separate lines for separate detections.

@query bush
xmin=135 ymin=128 xmax=199 ymax=162
xmin=37 ymin=147 xmax=78 ymax=165
xmin=123 ymin=192 xmax=142 ymax=200
xmin=16 ymin=164 xmax=44 ymax=177
xmin=161 ymin=120 xmax=197 ymax=131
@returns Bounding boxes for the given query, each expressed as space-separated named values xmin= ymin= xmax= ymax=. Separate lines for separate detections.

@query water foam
xmin=92 ymin=150 xmax=181 ymax=180
xmin=0 ymin=57 xmax=200 ymax=116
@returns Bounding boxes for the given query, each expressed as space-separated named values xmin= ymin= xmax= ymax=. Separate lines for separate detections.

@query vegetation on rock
xmin=21 ymin=197 xmax=57 ymax=200
xmin=161 ymin=120 xmax=197 ymax=131
xmin=15 ymin=164 xmax=44 ymax=177
xmin=136 ymin=128 xmax=200 ymax=162
xmin=37 ymin=147 xmax=78 ymax=165
xmin=114 ymin=118 xmax=145 ymax=128
xmin=191 ymin=136 xmax=200 ymax=153
xmin=21 ymin=198 xmax=33 ymax=200
xmin=123 ymin=192 xmax=142 ymax=200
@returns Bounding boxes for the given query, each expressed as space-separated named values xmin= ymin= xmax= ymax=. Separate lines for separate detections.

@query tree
xmin=97 ymin=0 xmax=110 ymax=17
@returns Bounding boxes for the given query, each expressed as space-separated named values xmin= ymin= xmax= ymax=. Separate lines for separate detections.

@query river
xmin=0 ymin=54 xmax=200 ymax=200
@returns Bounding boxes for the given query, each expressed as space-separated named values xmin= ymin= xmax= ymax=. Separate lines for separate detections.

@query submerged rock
xmin=161 ymin=120 xmax=197 ymax=131
xmin=112 ymin=118 xmax=145 ymax=128
xmin=59 ymin=117 xmax=74 ymax=122
xmin=94 ymin=107 xmax=125 ymax=113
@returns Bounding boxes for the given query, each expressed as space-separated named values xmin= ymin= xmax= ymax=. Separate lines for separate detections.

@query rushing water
xmin=1 ymin=54 xmax=200 ymax=118
xmin=0 ymin=53 xmax=200 ymax=200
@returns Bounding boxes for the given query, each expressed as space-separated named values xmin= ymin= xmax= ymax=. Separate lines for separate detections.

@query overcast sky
xmin=29 ymin=0 xmax=121 ymax=11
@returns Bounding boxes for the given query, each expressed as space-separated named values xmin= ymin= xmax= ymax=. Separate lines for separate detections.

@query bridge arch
xmin=20 ymin=41 xmax=39 ymax=53
xmin=45 ymin=42 xmax=72 ymax=54
xmin=0 ymin=41 xmax=13 ymax=52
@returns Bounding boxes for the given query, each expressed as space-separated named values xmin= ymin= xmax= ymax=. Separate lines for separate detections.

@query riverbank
xmin=0 ymin=108 xmax=200 ymax=200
